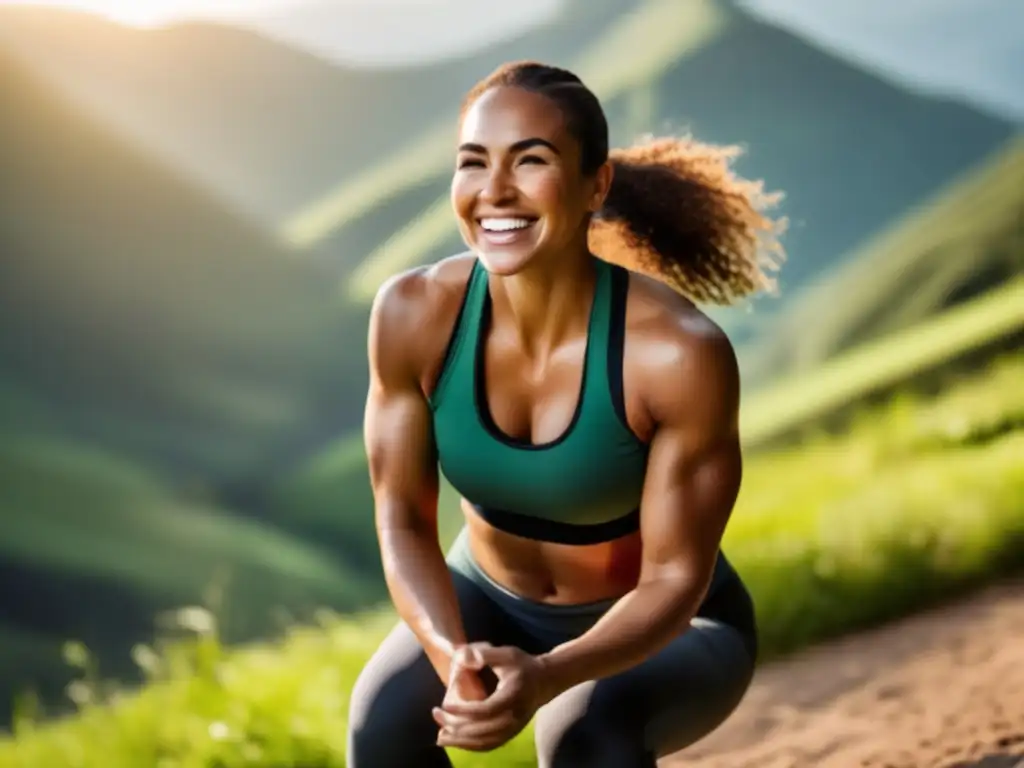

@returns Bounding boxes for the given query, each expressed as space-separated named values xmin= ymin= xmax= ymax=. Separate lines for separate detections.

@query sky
xmin=737 ymin=0 xmax=1024 ymax=122
xmin=1 ymin=0 xmax=1021 ymax=118
xmin=0 ymin=0 xmax=563 ymax=65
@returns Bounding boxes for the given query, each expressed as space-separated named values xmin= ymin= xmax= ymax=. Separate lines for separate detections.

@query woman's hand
xmin=441 ymin=652 xmax=488 ymax=720
xmin=433 ymin=643 xmax=558 ymax=752
xmin=447 ymin=662 xmax=488 ymax=703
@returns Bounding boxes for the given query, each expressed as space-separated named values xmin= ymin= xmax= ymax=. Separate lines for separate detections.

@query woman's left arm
xmin=537 ymin=319 xmax=743 ymax=694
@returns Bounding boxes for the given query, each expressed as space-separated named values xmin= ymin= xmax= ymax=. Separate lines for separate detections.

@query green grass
xmin=740 ymin=274 xmax=1024 ymax=449
xmin=0 ymin=355 xmax=1021 ymax=767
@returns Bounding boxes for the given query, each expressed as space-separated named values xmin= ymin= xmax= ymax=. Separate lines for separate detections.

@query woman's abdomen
xmin=461 ymin=499 xmax=643 ymax=605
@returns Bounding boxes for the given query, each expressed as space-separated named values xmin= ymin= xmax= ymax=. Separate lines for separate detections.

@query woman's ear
xmin=590 ymin=160 xmax=615 ymax=212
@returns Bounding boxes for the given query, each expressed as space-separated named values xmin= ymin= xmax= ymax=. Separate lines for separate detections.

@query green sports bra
xmin=429 ymin=257 xmax=649 ymax=545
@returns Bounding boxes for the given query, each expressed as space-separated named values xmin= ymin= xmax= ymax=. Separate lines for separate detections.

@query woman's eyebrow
xmin=457 ymin=137 xmax=560 ymax=155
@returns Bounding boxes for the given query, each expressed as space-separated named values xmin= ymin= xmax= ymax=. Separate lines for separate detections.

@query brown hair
xmin=461 ymin=60 xmax=786 ymax=305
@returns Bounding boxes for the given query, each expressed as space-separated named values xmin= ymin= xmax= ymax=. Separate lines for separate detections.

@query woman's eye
xmin=519 ymin=155 xmax=546 ymax=165
xmin=457 ymin=158 xmax=484 ymax=169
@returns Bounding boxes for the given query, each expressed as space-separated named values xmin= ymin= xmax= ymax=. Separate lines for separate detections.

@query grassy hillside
xmin=1 ymin=353 xmax=1021 ymax=766
xmin=741 ymin=275 xmax=1024 ymax=449
xmin=0 ymin=435 xmax=373 ymax=719
xmin=740 ymin=134 xmax=1024 ymax=387
xmin=0 ymin=437 xmax=370 ymax=618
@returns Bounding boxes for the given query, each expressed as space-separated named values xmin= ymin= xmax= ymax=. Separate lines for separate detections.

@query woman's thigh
xmin=533 ymin=618 xmax=756 ymax=767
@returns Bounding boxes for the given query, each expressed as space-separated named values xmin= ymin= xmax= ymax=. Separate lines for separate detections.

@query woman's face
xmin=451 ymin=86 xmax=610 ymax=276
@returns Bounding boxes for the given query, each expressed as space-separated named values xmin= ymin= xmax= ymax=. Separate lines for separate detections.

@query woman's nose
xmin=479 ymin=166 xmax=515 ymax=205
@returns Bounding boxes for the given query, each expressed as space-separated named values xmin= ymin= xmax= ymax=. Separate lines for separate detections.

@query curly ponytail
xmin=594 ymin=137 xmax=785 ymax=304
xmin=463 ymin=61 xmax=786 ymax=305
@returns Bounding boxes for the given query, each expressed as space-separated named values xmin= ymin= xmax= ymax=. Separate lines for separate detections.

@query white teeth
xmin=480 ymin=217 xmax=533 ymax=232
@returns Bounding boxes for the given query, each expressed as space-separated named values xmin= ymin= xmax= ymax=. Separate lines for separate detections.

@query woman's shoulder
xmin=621 ymin=269 xmax=740 ymax=419
xmin=623 ymin=270 xmax=732 ymax=352
xmin=371 ymin=252 xmax=476 ymax=326
xmin=368 ymin=252 xmax=479 ymax=383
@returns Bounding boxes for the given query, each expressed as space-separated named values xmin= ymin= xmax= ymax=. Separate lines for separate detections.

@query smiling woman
xmin=351 ymin=60 xmax=787 ymax=767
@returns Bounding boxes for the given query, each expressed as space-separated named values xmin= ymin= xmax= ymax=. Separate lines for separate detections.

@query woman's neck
xmin=488 ymin=245 xmax=597 ymax=360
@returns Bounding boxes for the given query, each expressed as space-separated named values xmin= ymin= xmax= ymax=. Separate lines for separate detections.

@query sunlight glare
xmin=2 ymin=0 xmax=305 ymax=28
xmin=15 ymin=0 xmax=174 ymax=26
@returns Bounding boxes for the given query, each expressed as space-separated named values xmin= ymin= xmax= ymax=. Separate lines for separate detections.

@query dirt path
xmin=663 ymin=579 xmax=1024 ymax=768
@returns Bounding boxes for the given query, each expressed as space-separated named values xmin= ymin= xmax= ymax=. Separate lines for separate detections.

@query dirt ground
xmin=663 ymin=579 xmax=1024 ymax=768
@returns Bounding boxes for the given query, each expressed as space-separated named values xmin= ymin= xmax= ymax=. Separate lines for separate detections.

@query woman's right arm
xmin=363 ymin=270 xmax=469 ymax=686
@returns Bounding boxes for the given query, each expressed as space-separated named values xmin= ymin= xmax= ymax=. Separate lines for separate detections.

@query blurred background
xmin=0 ymin=0 xmax=1021 ymax=732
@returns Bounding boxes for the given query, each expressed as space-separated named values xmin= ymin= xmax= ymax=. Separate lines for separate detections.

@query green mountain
xmin=318 ymin=1 xmax=1015 ymax=321
xmin=0 ymin=43 xmax=369 ymax=483
xmin=742 ymin=136 xmax=1024 ymax=387
xmin=0 ymin=47 xmax=380 ymax=721
xmin=649 ymin=7 xmax=1017 ymax=299
xmin=1 ymin=0 xmax=1013 ymax=309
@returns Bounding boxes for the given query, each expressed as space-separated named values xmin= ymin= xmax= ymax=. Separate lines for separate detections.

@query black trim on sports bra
xmin=428 ymin=259 xmax=477 ymax=400
xmin=606 ymin=264 xmax=630 ymax=430
xmin=471 ymin=503 xmax=641 ymax=545
xmin=606 ymin=264 xmax=648 ymax=444
xmin=472 ymin=271 xmax=593 ymax=452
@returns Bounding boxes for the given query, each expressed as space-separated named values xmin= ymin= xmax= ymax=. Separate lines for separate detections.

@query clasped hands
xmin=433 ymin=643 xmax=557 ymax=752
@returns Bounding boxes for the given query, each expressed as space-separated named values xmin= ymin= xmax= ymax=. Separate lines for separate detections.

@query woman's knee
xmin=346 ymin=624 xmax=447 ymax=766
xmin=637 ymin=619 xmax=757 ymax=756
xmin=533 ymin=686 xmax=654 ymax=768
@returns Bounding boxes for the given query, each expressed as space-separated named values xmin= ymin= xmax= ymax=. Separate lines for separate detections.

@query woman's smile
xmin=477 ymin=216 xmax=539 ymax=247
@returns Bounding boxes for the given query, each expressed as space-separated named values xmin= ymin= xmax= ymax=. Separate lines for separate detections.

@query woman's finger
xmin=442 ymin=682 xmax=516 ymax=719
xmin=437 ymin=729 xmax=512 ymax=752
xmin=434 ymin=708 xmax=516 ymax=739
xmin=453 ymin=643 xmax=491 ymax=671
xmin=433 ymin=705 xmax=477 ymax=729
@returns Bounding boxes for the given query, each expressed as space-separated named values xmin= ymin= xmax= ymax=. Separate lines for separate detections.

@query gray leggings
xmin=347 ymin=531 xmax=757 ymax=767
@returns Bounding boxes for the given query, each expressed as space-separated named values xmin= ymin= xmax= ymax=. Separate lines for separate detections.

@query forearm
xmin=378 ymin=519 xmax=466 ymax=684
xmin=536 ymin=574 xmax=706 ymax=695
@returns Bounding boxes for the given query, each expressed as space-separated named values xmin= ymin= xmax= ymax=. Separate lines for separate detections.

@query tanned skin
xmin=364 ymin=85 xmax=743 ymax=751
